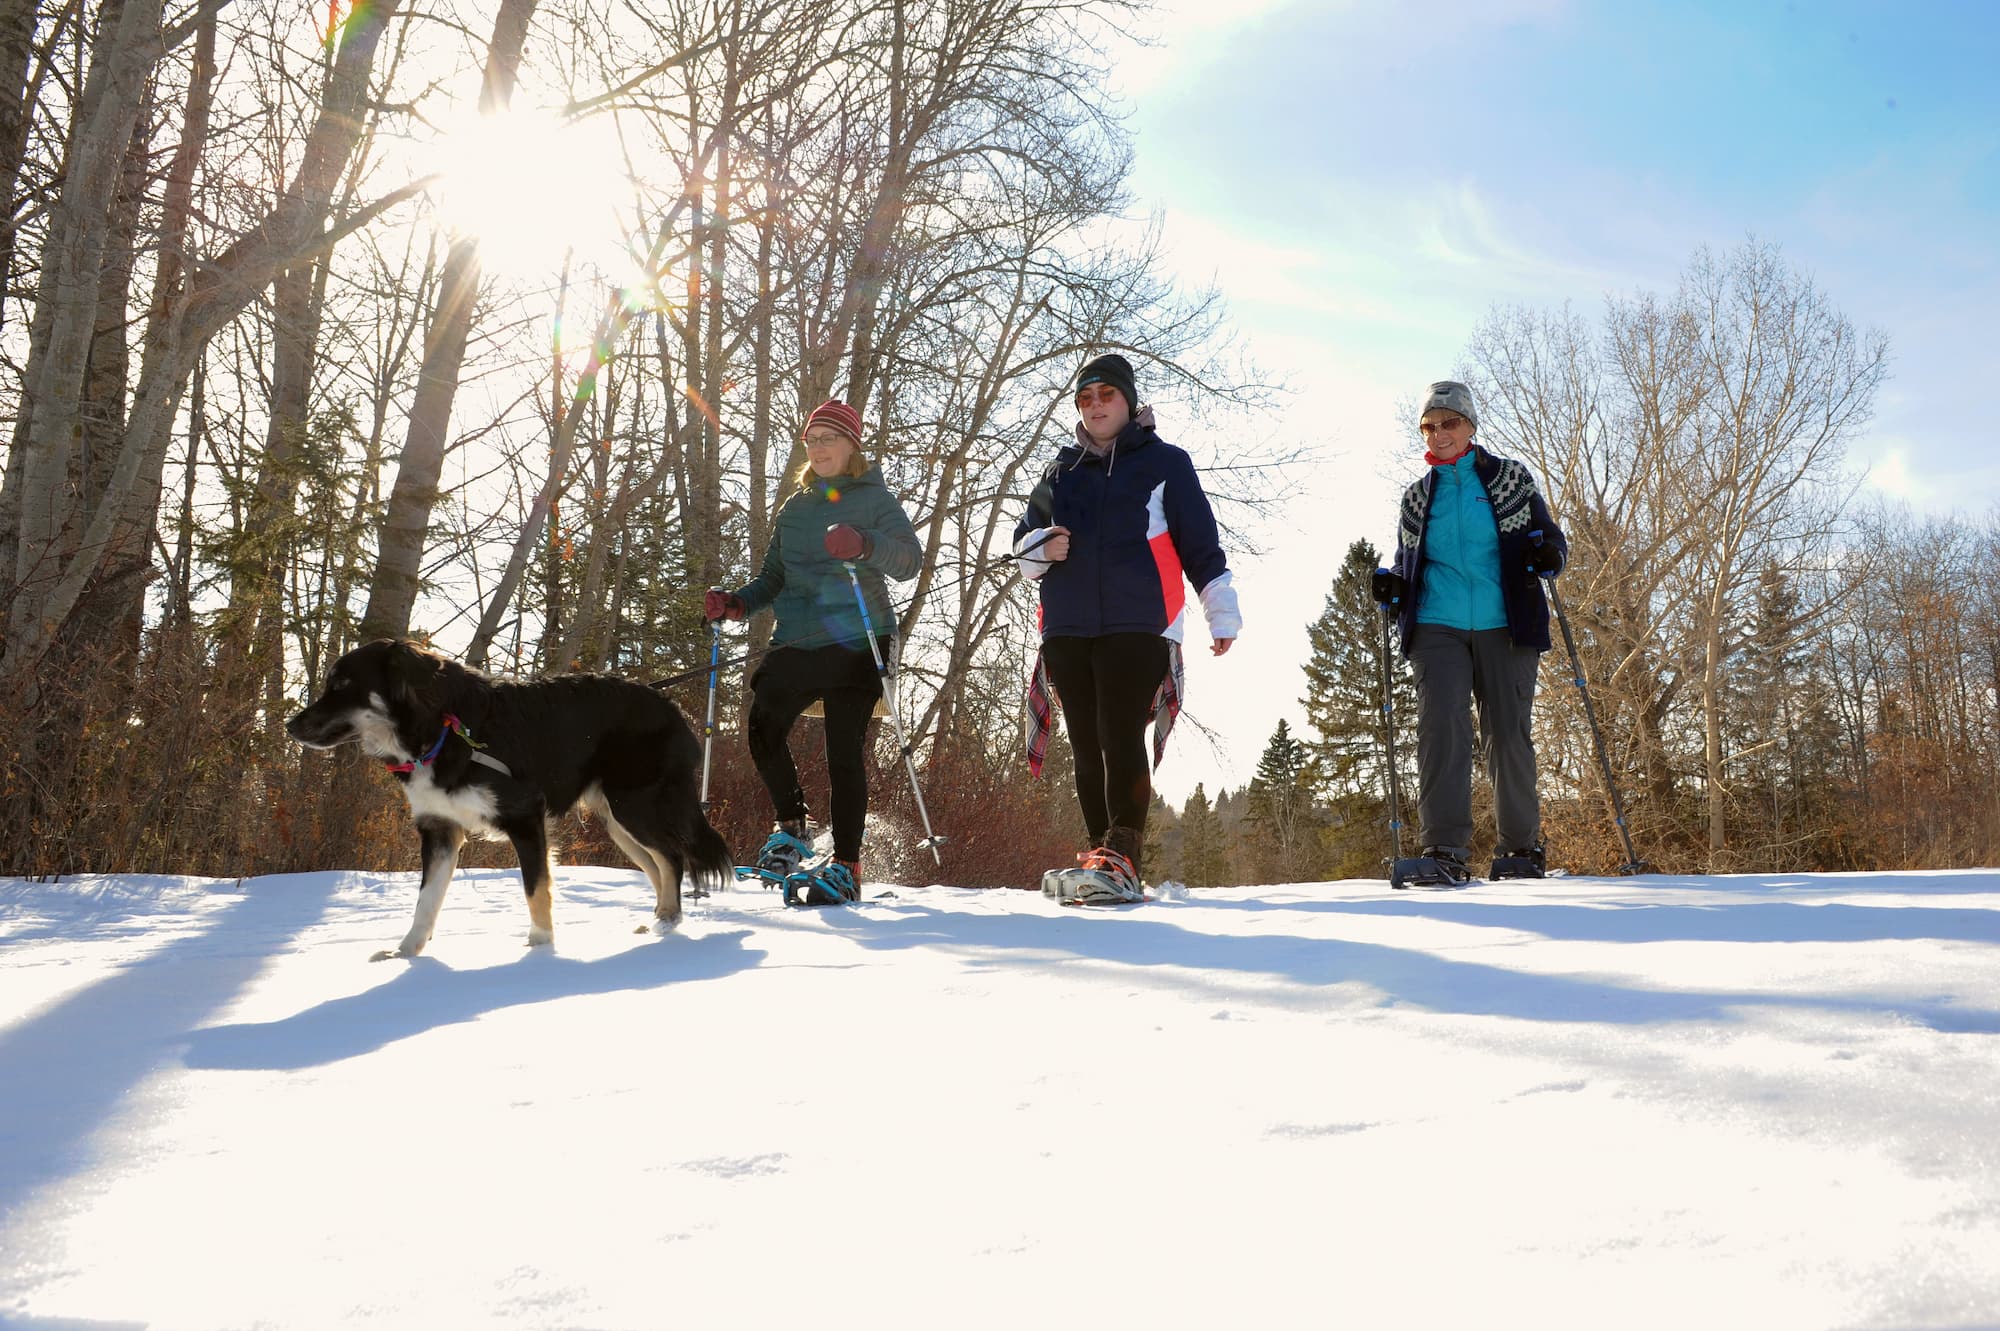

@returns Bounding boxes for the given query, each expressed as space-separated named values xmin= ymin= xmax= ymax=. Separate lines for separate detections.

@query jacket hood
xmin=1063 ymin=405 xmax=1158 ymax=466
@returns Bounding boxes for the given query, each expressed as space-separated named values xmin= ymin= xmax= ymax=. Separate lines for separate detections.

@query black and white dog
xmin=286 ymin=639 xmax=731 ymax=958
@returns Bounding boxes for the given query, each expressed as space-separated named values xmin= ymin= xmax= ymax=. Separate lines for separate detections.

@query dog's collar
xmin=383 ymin=713 xmax=512 ymax=778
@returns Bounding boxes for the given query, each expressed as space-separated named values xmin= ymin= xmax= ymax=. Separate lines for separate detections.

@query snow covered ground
xmin=3 ymin=865 xmax=1998 ymax=1330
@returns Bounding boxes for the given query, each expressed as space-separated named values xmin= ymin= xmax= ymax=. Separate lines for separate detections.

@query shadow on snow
xmin=0 ymin=873 xmax=342 ymax=1220
xmin=792 ymin=889 xmax=2000 ymax=1035
xmin=180 ymin=927 xmax=764 ymax=1072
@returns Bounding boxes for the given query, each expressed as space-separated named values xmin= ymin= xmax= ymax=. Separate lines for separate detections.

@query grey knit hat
xmin=1420 ymin=381 xmax=1478 ymax=430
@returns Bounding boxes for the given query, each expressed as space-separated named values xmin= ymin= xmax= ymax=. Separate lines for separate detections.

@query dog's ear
xmin=386 ymin=640 xmax=443 ymax=703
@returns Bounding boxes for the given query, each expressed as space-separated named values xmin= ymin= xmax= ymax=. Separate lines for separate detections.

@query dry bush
xmin=863 ymin=735 xmax=1084 ymax=889
xmin=2 ymin=632 xmax=1082 ymax=891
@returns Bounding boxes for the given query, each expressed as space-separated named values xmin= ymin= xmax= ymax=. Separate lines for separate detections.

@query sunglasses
xmin=1419 ymin=416 xmax=1469 ymax=435
xmin=1075 ymin=384 xmax=1124 ymax=409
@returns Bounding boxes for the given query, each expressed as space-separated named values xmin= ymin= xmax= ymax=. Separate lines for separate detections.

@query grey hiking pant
xmin=1409 ymin=624 xmax=1542 ymax=857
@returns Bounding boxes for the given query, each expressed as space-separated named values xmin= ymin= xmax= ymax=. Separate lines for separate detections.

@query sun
xmin=426 ymin=107 xmax=632 ymax=281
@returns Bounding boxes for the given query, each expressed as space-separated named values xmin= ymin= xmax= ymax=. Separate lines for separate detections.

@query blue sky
xmin=1107 ymin=0 xmax=2000 ymax=805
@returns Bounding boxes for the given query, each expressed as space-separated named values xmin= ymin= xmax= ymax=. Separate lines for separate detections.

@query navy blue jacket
xmin=1013 ymin=415 xmax=1231 ymax=641
xmin=1391 ymin=444 xmax=1567 ymax=655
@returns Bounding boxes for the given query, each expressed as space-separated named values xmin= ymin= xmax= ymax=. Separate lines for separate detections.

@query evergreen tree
xmin=1302 ymin=539 xmax=1415 ymax=873
xmin=1725 ymin=567 xmax=1847 ymax=867
xmin=1245 ymin=719 xmax=1322 ymax=882
xmin=1142 ymin=791 xmax=1174 ymax=882
xmin=1178 ymin=783 xmax=1230 ymax=887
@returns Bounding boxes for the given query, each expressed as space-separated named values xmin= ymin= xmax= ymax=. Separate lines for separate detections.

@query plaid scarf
xmin=1025 ymin=640 xmax=1184 ymax=778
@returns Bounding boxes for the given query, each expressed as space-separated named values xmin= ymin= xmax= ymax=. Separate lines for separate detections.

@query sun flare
xmin=427 ymin=108 xmax=630 ymax=280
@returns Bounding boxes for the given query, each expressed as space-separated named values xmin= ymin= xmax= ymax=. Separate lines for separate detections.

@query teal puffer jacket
xmin=734 ymin=463 xmax=922 ymax=649
xmin=1415 ymin=450 xmax=1508 ymax=632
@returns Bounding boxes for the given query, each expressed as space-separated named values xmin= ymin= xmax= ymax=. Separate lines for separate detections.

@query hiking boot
xmin=1042 ymin=826 xmax=1145 ymax=904
xmin=755 ymin=821 xmax=814 ymax=878
xmin=1491 ymin=845 xmax=1546 ymax=879
xmin=1420 ymin=845 xmax=1473 ymax=884
xmin=784 ymin=858 xmax=860 ymax=907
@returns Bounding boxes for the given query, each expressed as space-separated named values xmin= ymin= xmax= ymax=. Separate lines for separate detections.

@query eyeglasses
xmin=1075 ymin=384 xmax=1123 ymax=409
xmin=1419 ymin=416 xmax=1468 ymax=435
xmin=803 ymin=431 xmax=850 ymax=449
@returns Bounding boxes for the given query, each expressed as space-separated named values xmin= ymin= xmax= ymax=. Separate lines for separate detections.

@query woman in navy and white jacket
xmin=1013 ymin=353 xmax=1241 ymax=893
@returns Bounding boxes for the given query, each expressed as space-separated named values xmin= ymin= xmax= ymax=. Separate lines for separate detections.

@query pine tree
xmin=1302 ymin=539 xmax=1415 ymax=874
xmin=1245 ymin=719 xmax=1321 ymax=882
xmin=1725 ymin=567 xmax=1847 ymax=867
xmin=1142 ymin=791 xmax=1174 ymax=883
xmin=1177 ymin=783 xmax=1229 ymax=887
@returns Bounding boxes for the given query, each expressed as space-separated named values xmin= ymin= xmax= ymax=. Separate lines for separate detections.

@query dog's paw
xmin=526 ymin=926 xmax=554 ymax=947
xmin=649 ymin=914 xmax=681 ymax=936
xmin=371 ymin=945 xmax=420 ymax=962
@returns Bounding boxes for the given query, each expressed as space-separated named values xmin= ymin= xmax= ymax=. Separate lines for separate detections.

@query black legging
xmin=746 ymin=641 xmax=884 ymax=863
xmin=1041 ymin=632 xmax=1170 ymax=844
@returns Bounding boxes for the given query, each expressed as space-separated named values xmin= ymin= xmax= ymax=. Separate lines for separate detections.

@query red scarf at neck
xmin=1426 ymin=446 xmax=1473 ymax=468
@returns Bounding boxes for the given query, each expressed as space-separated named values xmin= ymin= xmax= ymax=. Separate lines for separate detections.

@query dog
xmin=286 ymin=639 xmax=732 ymax=958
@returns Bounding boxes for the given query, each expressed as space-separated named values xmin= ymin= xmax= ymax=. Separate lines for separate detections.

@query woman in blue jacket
xmin=1013 ymin=353 xmax=1241 ymax=901
xmin=1373 ymin=381 xmax=1566 ymax=881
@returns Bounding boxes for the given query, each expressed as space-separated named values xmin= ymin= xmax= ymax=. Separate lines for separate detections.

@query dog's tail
xmin=687 ymin=814 xmax=735 ymax=891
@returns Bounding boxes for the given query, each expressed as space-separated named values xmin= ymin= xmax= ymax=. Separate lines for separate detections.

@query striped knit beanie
xmin=804 ymin=399 xmax=864 ymax=445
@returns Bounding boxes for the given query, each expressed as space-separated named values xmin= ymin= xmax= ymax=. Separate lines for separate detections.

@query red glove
xmin=703 ymin=587 xmax=746 ymax=622
xmin=823 ymin=524 xmax=871 ymax=561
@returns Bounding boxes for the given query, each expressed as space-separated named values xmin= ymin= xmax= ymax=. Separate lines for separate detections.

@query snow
xmin=4 ymin=866 xmax=1999 ymax=1329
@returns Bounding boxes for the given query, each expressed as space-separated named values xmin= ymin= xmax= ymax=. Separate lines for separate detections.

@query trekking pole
xmin=698 ymin=617 xmax=720 ymax=812
xmin=696 ymin=617 xmax=722 ymax=896
xmin=1372 ymin=582 xmax=1407 ymax=863
xmin=1532 ymin=532 xmax=1649 ymax=875
xmin=843 ymin=561 xmax=945 ymax=865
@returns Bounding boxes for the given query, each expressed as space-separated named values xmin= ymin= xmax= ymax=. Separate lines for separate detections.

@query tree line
xmin=2 ymin=0 xmax=1970 ymax=886
xmin=0 ymin=0 xmax=1283 ymax=879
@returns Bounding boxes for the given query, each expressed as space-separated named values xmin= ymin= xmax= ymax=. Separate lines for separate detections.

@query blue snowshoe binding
xmin=784 ymin=859 xmax=861 ymax=907
xmin=735 ymin=823 xmax=815 ymax=887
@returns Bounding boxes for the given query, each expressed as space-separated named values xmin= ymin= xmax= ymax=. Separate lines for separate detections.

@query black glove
xmin=1524 ymin=539 xmax=1562 ymax=577
xmin=1370 ymin=569 xmax=1407 ymax=607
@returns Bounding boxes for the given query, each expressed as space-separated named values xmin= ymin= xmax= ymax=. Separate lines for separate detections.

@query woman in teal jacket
xmin=1374 ymin=381 xmax=1566 ymax=881
xmin=704 ymin=400 xmax=921 ymax=902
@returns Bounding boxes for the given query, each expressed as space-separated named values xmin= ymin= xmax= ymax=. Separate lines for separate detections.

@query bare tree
xmin=1469 ymin=240 xmax=1887 ymax=870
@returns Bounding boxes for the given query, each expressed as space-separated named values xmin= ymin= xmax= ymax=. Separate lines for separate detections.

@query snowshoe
xmin=783 ymin=859 xmax=861 ymax=907
xmin=736 ymin=824 xmax=815 ymax=887
xmin=1042 ymin=843 xmax=1145 ymax=906
xmin=1490 ymin=846 xmax=1547 ymax=880
xmin=1390 ymin=848 xmax=1474 ymax=890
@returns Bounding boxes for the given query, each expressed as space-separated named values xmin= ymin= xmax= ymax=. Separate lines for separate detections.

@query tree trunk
xmin=2 ymin=0 xmax=391 ymax=689
xmin=4 ymin=0 xmax=165 ymax=671
xmin=359 ymin=0 xmax=539 ymax=640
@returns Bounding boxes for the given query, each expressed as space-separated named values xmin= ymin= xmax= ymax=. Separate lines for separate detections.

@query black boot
xmin=1102 ymin=825 xmax=1144 ymax=885
xmin=1490 ymin=845 xmax=1546 ymax=879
